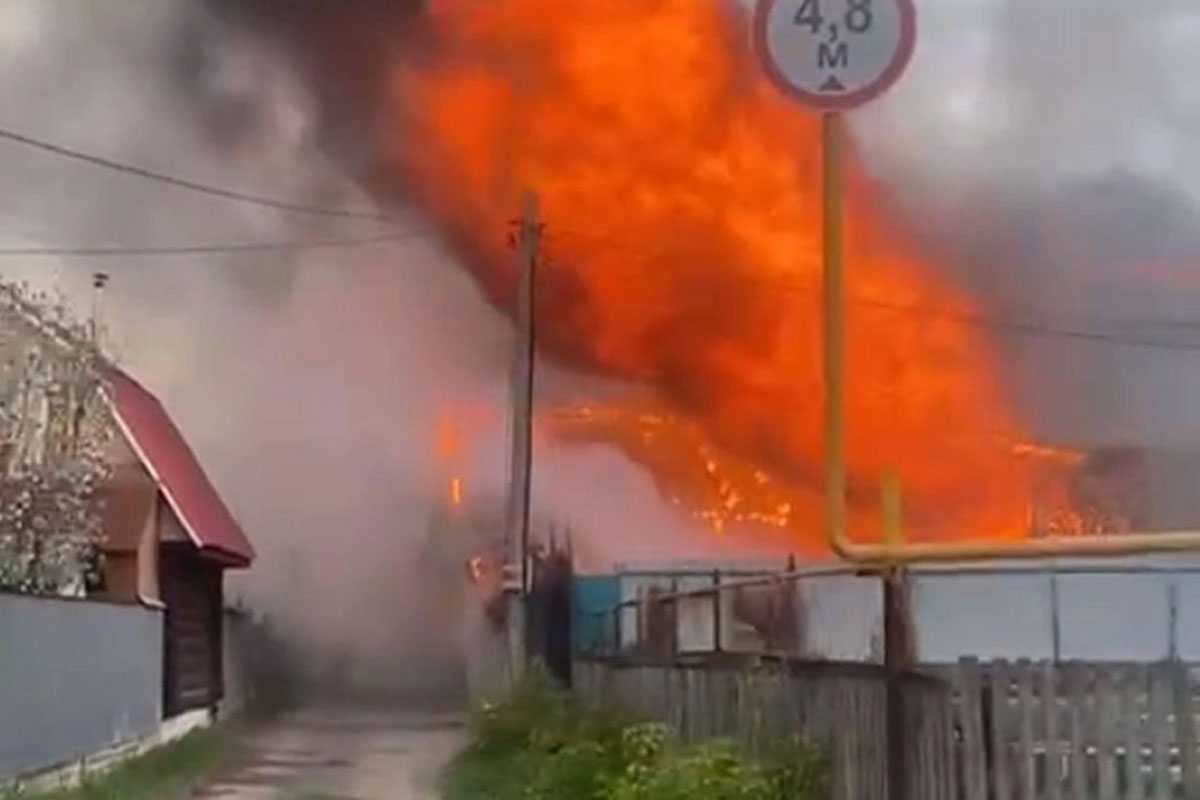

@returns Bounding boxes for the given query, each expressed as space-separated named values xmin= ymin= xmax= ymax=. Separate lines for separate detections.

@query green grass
xmin=6 ymin=728 xmax=237 ymax=800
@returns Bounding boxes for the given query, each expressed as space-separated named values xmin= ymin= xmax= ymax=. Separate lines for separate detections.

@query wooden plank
xmin=870 ymin=676 xmax=888 ymax=800
xmin=1096 ymin=668 xmax=1118 ymax=800
xmin=1045 ymin=662 xmax=1063 ymax=800
xmin=1150 ymin=666 xmax=1171 ymax=800
xmin=693 ymin=668 xmax=709 ymax=739
xmin=669 ymin=668 xmax=684 ymax=736
xmin=1124 ymin=665 xmax=1146 ymax=800
xmin=941 ymin=682 xmax=955 ymax=800
xmin=780 ymin=665 xmax=799 ymax=744
xmin=903 ymin=680 xmax=920 ymax=800
xmin=991 ymin=660 xmax=1013 ymax=800
xmin=688 ymin=668 xmax=699 ymax=738
xmin=1015 ymin=660 xmax=1036 ymax=800
xmin=1175 ymin=661 xmax=1200 ymax=800
xmin=943 ymin=683 xmax=957 ymax=800
xmin=1068 ymin=663 xmax=1087 ymax=800
xmin=959 ymin=659 xmax=988 ymax=800
xmin=913 ymin=679 xmax=954 ymax=800
xmin=903 ymin=681 xmax=928 ymax=800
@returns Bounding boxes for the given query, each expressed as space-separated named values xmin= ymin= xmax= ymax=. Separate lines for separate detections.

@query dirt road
xmin=198 ymin=707 xmax=466 ymax=800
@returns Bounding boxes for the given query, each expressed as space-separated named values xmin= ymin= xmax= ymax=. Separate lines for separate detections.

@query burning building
xmin=196 ymin=0 xmax=1200 ymax=555
xmin=388 ymin=0 xmax=1066 ymax=551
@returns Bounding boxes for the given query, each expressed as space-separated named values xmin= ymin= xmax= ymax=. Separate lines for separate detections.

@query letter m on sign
xmin=818 ymin=41 xmax=848 ymax=70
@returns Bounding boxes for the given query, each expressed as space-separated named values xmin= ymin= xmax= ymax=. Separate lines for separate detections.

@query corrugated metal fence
xmin=0 ymin=592 xmax=163 ymax=780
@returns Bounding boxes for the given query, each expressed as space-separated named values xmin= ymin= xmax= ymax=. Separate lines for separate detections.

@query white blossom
xmin=0 ymin=282 xmax=113 ymax=596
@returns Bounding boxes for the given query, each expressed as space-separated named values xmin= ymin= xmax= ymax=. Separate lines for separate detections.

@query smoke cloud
xmin=187 ymin=0 xmax=1200 ymax=455
xmin=0 ymin=0 xmax=754 ymax=698
xmin=6 ymin=0 xmax=1200 ymax=691
xmin=0 ymin=0 xmax=512 ymax=698
xmin=855 ymin=0 xmax=1200 ymax=447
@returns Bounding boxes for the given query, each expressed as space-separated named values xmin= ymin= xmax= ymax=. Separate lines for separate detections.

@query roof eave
xmin=198 ymin=544 xmax=254 ymax=569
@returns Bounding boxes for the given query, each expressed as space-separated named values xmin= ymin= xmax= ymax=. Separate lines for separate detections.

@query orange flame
xmin=394 ymin=0 xmax=1050 ymax=548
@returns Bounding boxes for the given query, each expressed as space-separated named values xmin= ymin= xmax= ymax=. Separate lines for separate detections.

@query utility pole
xmin=506 ymin=191 xmax=540 ymax=677
xmin=517 ymin=192 xmax=540 ymax=602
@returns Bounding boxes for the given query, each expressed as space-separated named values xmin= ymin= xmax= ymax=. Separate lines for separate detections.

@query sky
xmin=4 ymin=0 xmax=1200 ymax=670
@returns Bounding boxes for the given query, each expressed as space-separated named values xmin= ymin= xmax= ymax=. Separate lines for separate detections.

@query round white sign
xmin=756 ymin=0 xmax=916 ymax=111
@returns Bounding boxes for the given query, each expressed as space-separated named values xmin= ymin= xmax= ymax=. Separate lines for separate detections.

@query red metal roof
xmin=106 ymin=369 xmax=255 ymax=567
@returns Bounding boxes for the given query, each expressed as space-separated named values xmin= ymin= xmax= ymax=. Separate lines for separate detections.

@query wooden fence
xmin=573 ymin=656 xmax=954 ymax=800
xmin=937 ymin=659 xmax=1200 ymax=800
xmin=573 ymin=657 xmax=1200 ymax=800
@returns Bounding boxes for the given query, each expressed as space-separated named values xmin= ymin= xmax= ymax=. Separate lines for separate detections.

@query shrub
xmin=444 ymin=667 xmax=829 ymax=800
xmin=762 ymin=735 xmax=831 ymax=800
xmin=605 ymin=740 xmax=774 ymax=800
xmin=470 ymin=665 xmax=574 ymax=755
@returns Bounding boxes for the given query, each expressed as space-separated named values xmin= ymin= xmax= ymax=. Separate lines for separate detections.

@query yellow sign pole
xmin=774 ymin=5 xmax=1200 ymax=564
xmin=822 ymin=111 xmax=848 ymax=561
xmin=818 ymin=114 xmax=1200 ymax=564
xmin=882 ymin=471 xmax=903 ymax=551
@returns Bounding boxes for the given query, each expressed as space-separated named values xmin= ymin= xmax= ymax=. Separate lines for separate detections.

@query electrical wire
xmin=0 ymin=230 xmax=436 ymax=258
xmin=0 ymin=126 xmax=397 ymax=223
xmin=541 ymin=230 xmax=1200 ymax=353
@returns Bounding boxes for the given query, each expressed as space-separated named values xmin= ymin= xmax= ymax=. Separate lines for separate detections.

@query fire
xmin=436 ymin=413 xmax=465 ymax=464
xmin=393 ymin=0 xmax=1054 ymax=548
xmin=549 ymin=402 xmax=805 ymax=546
xmin=450 ymin=476 xmax=464 ymax=507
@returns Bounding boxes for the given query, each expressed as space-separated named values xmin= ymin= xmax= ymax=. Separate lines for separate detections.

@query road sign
xmin=756 ymin=0 xmax=916 ymax=111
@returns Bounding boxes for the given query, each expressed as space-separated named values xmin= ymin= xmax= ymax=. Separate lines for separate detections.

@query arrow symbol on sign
xmin=820 ymin=75 xmax=846 ymax=93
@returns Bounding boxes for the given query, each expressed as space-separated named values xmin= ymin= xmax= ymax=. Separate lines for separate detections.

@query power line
xmin=847 ymin=295 xmax=1200 ymax=352
xmin=0 ymin=230 xmax=435 ymax=258
xmin=0 ymin=127 xmax=397 ymax=223
xmin=542 ymin=230 xmax=1200 ymax=354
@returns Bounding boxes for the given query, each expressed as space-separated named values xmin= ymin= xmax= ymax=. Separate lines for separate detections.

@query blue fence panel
xmin=573 ymin=575 xmax=619 ymax=653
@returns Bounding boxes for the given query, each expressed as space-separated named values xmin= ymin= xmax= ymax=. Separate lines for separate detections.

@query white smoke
xmin=0 ymin=0 xmax=513 ymax=696
xmin=849 ymin=0 xmax=1200 ymax=448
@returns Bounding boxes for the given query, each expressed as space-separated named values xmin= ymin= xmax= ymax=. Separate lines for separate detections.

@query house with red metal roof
xmin=0 ymin=288 xmax=258 ymax=786
xmin=95 ymin=368 xmax=255 ymax=717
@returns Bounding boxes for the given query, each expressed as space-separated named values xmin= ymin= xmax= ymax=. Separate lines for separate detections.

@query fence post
xmin=1049 ymin=570 xmax=1061 ymax=664
xmin=1067 ymin=662 xmax=1087 ymax=800
xmin=1016 ymin=660 xmax=1036 ymax=800
xmin=636 ymin=586 xmax=645 ymax=653
xmin=1044 ymin=661 xmax=1063 ymax=800
xmin=670 ymin=579 xmax=679 ymax=657
xmin=712 ymin=570 xmax=722 ymax=653
xmin=885 ymin=568 xmax=912 ymax=800
xmin=1169 ymin=580 xmax=1180 ymax=662
xmin=1096 ymin=668 xmax=1118 ymax=800
xmin=990 ymin=659 xmax=1012 ymax=800
xmin=1150 ymin=665 xmax=1171 ymax=800
xmin=1174 ymin=659 xmax=1198 ymax=799
xmin=1123 ymin=665 xmax=1146 ymax=800
xmin=960 ymin=658 xmax=988 ymax=800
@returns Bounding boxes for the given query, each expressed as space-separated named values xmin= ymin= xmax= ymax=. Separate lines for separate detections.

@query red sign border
xmin=755 ymin=0 xmax=917 ymax=112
